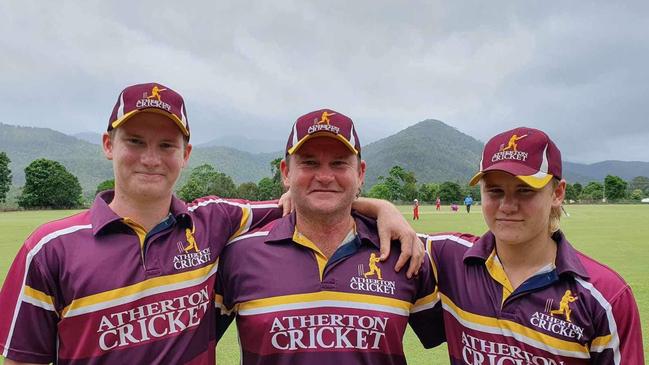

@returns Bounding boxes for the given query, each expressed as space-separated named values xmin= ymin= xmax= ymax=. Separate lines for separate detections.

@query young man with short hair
xmin=0 ymin=85 xmax=421 ymax=365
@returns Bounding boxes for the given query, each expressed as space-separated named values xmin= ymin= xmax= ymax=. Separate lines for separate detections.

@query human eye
xmin=126 ymin=137 xmax=143 ymax=146
xmin=485 ymin=187 xmax=503 ymax=196
xmin=301 ymin=159 xmax=318 ymax=167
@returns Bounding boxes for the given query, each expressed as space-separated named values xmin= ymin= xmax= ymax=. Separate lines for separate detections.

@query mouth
xmin=496 ymin=218 xmax=524 ymax=223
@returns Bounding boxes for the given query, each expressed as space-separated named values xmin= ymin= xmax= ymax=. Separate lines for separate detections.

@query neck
xmin=495 ymin=233 xmax=557 ymax=289
xmin=295 ymin=210 xmax=355 ymax=257
xmin=109 ymin=189 xmax=173 ymax=231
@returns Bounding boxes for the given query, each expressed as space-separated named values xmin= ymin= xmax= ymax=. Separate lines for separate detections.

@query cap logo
xmin=307 ymin=111 xmax=340 ymax=135
xmin=146 ymin=85 xmax=167 ymax=101
xmin=500 ymin=133 xmax=527 ymax=152
xmin=135 ymin=85 xmax=172 ymax=112
xmin=491 ymin=133 xmax=529 ymax=163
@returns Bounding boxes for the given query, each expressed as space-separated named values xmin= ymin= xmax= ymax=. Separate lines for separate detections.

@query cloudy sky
xmin=1 ymin=1 xmax=648 ymax=163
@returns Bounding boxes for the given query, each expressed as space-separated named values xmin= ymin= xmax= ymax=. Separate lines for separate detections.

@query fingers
xmin=406 ymin=234 xmax=424 ymax=279
xmin=378 ymin=226 xmax=390 ymax=261
xmin=278 ymin=192 xmax=292 ymax=217
xmin=394 ymin=234 xmax=412 ymax=274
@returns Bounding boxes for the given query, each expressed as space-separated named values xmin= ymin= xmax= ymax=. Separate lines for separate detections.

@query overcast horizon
xmin=1 ymin=1 xmax=648 ymax=163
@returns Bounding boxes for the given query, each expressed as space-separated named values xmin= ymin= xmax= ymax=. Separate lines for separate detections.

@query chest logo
xmin=363 ymin=252 xmax=383 ymax=280
xmin=549 ymin=289 xmax=579 ymax=322
xmin=529 ymin=290 xmax=584 ymax=340
xmin=172 ymin=227 xmax=211 ymax=270
xmin=350 ymin=253 xmax=396 ymax=295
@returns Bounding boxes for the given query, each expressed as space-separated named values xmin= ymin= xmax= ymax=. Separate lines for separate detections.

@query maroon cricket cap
xmin=285 ymin=109 xmax=361 ymax=155
xmin=108 ymin=82 xmax=190 ymax=138
xmin=469 ymin=127 xmax=562 ymax=189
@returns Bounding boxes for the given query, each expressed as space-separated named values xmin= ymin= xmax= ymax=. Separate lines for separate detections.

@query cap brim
xmin=287 ymin=132 xmax=358 ymax=155
xmin=469 ymin=163 xmax=554 ymax=189
xmin=111 ymin=109 xmax=189 ymax=137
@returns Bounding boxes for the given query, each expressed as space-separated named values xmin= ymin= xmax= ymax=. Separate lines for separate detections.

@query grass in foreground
xmin=0 ymin=204 xmax=647 ymax=364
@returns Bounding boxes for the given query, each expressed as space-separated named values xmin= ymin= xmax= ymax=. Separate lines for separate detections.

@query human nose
xmin=140 ymin=145 xmax=161 ymax=167
xmin=314 ymin=165 xmax=335 ymax=184
xmin=499 ymin=193 xmax=518 ymax=214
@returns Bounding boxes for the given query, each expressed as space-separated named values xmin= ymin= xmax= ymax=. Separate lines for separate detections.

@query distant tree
xmin=0 ymin=151 xmax=11 ymax=203
xmin=237 ymin=182 xmax=260 ymax=201
xmin=367 ymin=183 xmax=392 ymax=200
xmin=438 ymin=181 xmax=462 ymax=203
xmin=253 ymin=157 xmax=284 ymax=201
xmin=462 ymin=185 xmax=481 ymax=202
xmin=18 ymin=158 xmax=82 ymax=209
xmin=374 ymin=165 xmax=418 ymax=201
xmin=177 ymin=164 xmax=237 ymax=202
xmin=418 ymin=183 xmax=439 ymax=203
xmin=581 ymin=182 xmax=603 ymax=201
xmin=95 ymin=179 xmax=115 ymax=195
xmin=572 ymin=182 xmax=583 ymax=199
xmin=564 ymin=183 xmax=578 ymax=202
xmin=630 ymin=189 xmax=643 ymax=201
xmin=257 ymin=177 xmax=283 ymax=200
xmin=629 ymin=176 xmax=649 ymax=195
xmin=604 ymin=175 xmax=627 ymax=201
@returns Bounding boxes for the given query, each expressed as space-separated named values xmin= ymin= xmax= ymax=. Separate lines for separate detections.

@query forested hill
xmin=0 ymin=123 xmax=277 ymax=193
xmin=0 ymin=123 xmax=113 ymax=191
xmin=362 ymin=120 xmax=483 ymax=187
xmin=2 ymin=121 xmax=648 ymax=194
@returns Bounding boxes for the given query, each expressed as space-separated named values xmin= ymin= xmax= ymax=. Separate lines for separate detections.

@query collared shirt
xmin=423 ymin=230 xmax=644 ymax=365
xmin=215 ymin=212 xmax=444 ymax=365
xmin=0 ymin=190 xmax=280 ymax=364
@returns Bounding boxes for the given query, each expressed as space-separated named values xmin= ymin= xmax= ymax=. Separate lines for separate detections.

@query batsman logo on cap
xmin=308 ymin=111 xmax=341 ymax=135
xmin=469 ymin=127 xmax=562 ymax=188
xmin=109 ymin=82 xmax=190 ymax=137
xmin=146 ymin=85 xmax=167 ymax=101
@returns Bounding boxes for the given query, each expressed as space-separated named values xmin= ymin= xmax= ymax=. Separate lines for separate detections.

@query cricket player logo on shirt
xmin=183 ymin=228 xmax=199 ymax=253
xmin=550 ymin=289 xmax=579 ymax=322
xmin=173 ymin=227 xmax=211 ymax=270
xmin=363 ymin=252 xmax=383 ymax=280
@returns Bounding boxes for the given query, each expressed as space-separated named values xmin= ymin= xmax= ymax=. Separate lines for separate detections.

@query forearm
xmin=352 ymin=197 xmax=395 ymax=218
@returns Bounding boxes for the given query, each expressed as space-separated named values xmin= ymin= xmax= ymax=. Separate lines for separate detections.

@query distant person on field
xmin=413 ymin=198 xmax=420 ymax=220
xmin=422 ymin=127 xmax=644 ymax=364
xmin=450 ymin=202 xmax=458 ymax=212
xmin=215 ymin=109 xmax=444 ymax=364
xmin=464 ymin=194 xmax=473 ymax=213
xmin=435 ymin=196 xmax=441 ymax=211
xmin=0 ymin=85 xmax=422 ymax=365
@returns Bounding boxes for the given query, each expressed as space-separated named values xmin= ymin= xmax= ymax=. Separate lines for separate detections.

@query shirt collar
xmin=464 ymin=230 xmax=589 ymax=279
xmin=91 ymin=190 xmax=192 ymax=235
xmin=265 ymin=210 xmax=381 ymax=250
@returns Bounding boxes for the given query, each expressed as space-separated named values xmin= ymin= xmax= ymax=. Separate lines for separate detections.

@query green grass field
xmin=0 ymin=205 xmax=647 ymax=364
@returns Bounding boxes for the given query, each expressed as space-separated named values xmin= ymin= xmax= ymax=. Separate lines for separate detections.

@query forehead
xmin=294 ymin=136 xmax=355 ymax=157
xmin=481 ymin=171 xmax=529 ymax=187
xmin=117 ymin=112 xmax=183 ymax=138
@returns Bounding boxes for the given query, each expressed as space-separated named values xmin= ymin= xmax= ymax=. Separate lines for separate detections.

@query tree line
xmin=1 ymin=151 xmax=649 ymax=210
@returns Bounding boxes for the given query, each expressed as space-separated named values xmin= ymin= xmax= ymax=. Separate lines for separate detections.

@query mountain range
xmin=2 ymin=121 xmax=648 ymax=194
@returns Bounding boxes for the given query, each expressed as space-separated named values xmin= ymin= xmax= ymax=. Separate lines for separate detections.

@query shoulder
xmin=574 ymin=250 xmax=633 ymax=304
xmin=225 ymin=219 xmax=279 ymax=248
xmin=420 ymin=232 xmax=478 ymax=250
xmin=24 ymin=210 xmax=92 ymax=252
